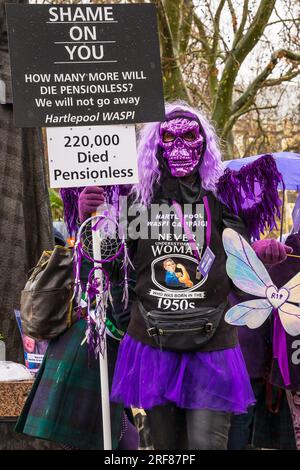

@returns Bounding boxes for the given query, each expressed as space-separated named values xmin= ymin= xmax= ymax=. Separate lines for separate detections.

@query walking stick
xmin=75 ymin=208 xmax=126 ymax=451
xmin=92 ymin=208 xmax=112 ymax=450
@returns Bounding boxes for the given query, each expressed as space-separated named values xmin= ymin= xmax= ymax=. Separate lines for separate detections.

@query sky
xmin=195 ymin=0 xmax=299 ymax=117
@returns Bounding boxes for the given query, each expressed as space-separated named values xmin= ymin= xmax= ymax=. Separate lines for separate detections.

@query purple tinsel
xmin=60 ymin=184 xmax=132 ymax=237
xmin=217 ymin=154 xmax=284 ymax=240
xmin=60 ymin=187 xmax=84 ymax=236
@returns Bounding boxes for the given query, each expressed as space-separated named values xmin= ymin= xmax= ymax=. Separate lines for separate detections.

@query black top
xmin=124 ymin=190 xmax=247 ymax=352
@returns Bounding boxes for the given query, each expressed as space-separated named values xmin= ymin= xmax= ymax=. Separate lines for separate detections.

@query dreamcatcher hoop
xmin=73 ymin=211 xmax=133 ymax=451
xmin=76 ymin=213 xmax=125 ymax=264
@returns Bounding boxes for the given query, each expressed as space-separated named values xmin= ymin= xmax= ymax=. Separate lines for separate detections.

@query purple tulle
xmin=111 ymin=335 xmax=255 ymax=414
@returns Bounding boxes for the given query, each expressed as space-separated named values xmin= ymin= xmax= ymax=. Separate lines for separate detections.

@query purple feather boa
xmin=217 ymin=154 xmax=284 ymax=240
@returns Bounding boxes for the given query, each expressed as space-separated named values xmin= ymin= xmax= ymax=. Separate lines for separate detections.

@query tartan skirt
xmin=15 ymin=319 xmax=123 ymax=450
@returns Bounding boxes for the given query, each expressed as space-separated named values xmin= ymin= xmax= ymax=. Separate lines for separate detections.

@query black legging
xmin=146 ymin=404 xmax=231 ymax=450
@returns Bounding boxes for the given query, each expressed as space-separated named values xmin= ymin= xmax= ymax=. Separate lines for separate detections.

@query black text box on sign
xmin=6 ymin=3 xmax=165 ymax=127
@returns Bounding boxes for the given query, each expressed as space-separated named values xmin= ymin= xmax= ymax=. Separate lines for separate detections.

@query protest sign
xmin=46 ymin=124 xmax=138 ymax=188
xmin=6 ymin=3 xmax=165 ymax=127
xmin=14 ymin=310 xmax=48 ymax=376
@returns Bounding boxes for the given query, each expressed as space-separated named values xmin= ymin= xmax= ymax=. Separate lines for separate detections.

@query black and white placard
xmin=6 ymin=3 xmax=165 ymax=127
xmin=46 ymin=125 xmax=138 ymax=188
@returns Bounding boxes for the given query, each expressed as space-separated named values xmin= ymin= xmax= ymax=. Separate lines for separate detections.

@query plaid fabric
xmin=251 ymin=381 xmax=296 ymax=449
xmin=15 ymin=319 xmax=124 ymax=450
xmin=0 ymin=422 xmax=63 ymax=450
xmin=286 ymin=391 xmax=300 ymax=449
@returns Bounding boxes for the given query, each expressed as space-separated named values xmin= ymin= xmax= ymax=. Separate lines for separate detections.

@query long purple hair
xmin=132 ymin=101 xmax=224 ymax=206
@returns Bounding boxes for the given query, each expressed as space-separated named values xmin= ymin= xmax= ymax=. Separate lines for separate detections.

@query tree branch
xmin=274 ymin=48 xmax=300 ymax=62
xmin=212 ymin=0 xmax=276 ymax=131
xmin=186 ymin=83 xmax=211 ymax=111
xmin=154 ymin=0 xmax=191 ymax=102
xmin=234 ymin=0 xmax=276 ymax=65
xmin=203 ymin=0 xmax=226 ymax=101
xmin=227 ymin=0 xmax=238 ymax=34
xmin=179 ymin=0 xmax=194 ymax=56
xmin=193 ymin=11 xmax=211 ymax=55
xmin=211 ymin=0 xmax=226 ymax=59
xmin=193 ymin=8 xmax=221 ymax=100
xmin=164 ymin=0 xmax=182 ymax=52
xmin=232 ymin=0 xmax=249 ymax=48
xmin=265 ymin=18 xmax=300 ymax=28
xmin=232 ymin=48 xmax=300 ymax=114
xmin=225 ymin=78 xmax=288 ymax=139
xmin=155 ymin=0 xmax=176 ymax=60
xmin=263 ymin=69 xmax=300 ymax=86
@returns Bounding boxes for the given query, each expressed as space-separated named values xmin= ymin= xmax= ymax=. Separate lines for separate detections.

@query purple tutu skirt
xmin=111 ymin=335 xmax=255 ymax=414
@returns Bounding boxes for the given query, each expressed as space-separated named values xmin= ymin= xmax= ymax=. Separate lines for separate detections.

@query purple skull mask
xmin=159 ymin=117 xmax=205 ymax=177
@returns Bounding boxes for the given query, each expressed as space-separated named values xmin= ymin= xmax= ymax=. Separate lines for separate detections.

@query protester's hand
xmin=251 ymin=238 xmax=293 ymax=265
xmin=78 ymin=186 xmax=106 ymax=223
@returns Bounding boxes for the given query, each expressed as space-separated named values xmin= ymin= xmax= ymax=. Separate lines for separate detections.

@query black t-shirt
xmin=126 ymin=191 xmax=247 ymax=352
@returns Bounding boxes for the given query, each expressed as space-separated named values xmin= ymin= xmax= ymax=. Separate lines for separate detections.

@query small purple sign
xmin=197 ymin=246 xmax=215 ymax=277
xmin=14 ymin=310 xmax=48 ymax=375
xmin=292 ymin=192 xmax=300 ymax=233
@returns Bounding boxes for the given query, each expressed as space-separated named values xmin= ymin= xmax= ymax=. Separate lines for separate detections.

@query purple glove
xmin=78 ymin=186 xmax=106 ymax=223
xmin=251 ymin=238 xmax=293 ymax=265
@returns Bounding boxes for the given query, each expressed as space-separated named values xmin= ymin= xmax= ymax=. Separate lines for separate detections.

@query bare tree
xmin=134 ymin=0 xmax=300 ymax=157
xmin=32 ymin=0 xmax=300 ymax=158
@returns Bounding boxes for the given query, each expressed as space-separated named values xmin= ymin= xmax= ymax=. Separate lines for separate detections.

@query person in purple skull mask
xmin=78 ymin=102 xmax=291 ymax=450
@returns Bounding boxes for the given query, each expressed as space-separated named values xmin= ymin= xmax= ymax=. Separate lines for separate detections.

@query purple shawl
xmin=217 ymin=154 xmax=283 ymax=240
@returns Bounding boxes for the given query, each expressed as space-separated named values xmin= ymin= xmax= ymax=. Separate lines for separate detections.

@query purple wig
xmin=132 ymin=101 xmax=224 ymax=206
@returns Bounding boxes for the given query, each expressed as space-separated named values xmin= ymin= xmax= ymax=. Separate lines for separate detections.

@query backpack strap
xmin=203 ymin=195 xmax=211 ymax=248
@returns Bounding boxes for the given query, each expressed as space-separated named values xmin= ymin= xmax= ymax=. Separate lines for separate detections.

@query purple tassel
xmin=121 ymin=238 xmax=135 ymax=310
xmin=72 ymin=240 xmax=84 ymax=318
xmin=85 ymin=266 xmax=111 ymax=358
xmin=217 ymin=154 xmax=284 ymax=240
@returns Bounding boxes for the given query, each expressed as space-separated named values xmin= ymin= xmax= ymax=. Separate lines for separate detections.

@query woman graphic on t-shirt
xmin=163 ymin=258 xmax=193 ymax=288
